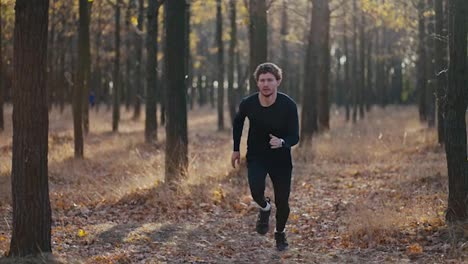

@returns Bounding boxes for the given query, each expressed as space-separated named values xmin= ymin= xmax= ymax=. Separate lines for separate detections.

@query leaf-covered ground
xmin=0 ymin=105 xmax=466 ymax=263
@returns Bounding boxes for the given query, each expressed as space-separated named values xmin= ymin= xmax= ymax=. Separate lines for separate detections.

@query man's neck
xmin=258 ymin=92 xmax=277 ymax=107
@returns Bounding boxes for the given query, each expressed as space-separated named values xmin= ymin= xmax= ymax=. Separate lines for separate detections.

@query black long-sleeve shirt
xmin=233 ymin=92 xmax=299 ymax=167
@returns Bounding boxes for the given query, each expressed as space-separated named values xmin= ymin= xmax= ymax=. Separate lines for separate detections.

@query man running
xmin=231 ymin=62 xmax=299 ymax=251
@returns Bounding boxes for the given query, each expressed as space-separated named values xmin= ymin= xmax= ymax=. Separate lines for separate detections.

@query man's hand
xmin=269 ymin=134 xmax=284 ymax=149
xmin=231 ymin=151 xmax=240 ymax=168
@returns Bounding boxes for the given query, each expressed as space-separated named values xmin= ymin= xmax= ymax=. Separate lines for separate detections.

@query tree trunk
xmin=301 ymin=0 xmax=324 ymax=143
xmin=133 ymin=0 xmax=144 ymax=119
xmin=47 ymin=0 xmax=56 ymax=110
xmin=351 ymin=0 xmax=358 ymax=123
xmin=444 ymin=0 xmax=468 ymax=223
xmin=0 ymin=1 xmax=3 ymax=132
xmin=417 ymin=0 xmax=427 ymax=122
xmin=8 ymin=0 xmax=52 ymax=256
xmin=366 ymin=28 xmax=373 ymax=111
xmin=165 ymin=0 xmax=188 ymax=183
xmin=343 ymin=17 xmax=350 ymax=121
xmin=228 ymin=0 xmax=237 ymax=126
xmin=185 ymin=1 xmax=193 ymax=112
xmin=197 ymin=73 xmax=205 ymax=106
xmin=334 ymin=48 xmax=342 ymax=106
xmin=392 ymin=57 xmax=403 ymax=104
xmin=358 ymin=10 xmax=365 ymax=119
xmin=426 ymin=0 xmax=436 ymax=127
xmin=216 ymin=0 xmax=224 ymax=130
xmin=82 ymin=2 xmax=92 ymax=134
xmin=73 ymin=0 xmax=89 ymax=158
xmin=57 ymin=31 xmax=66 ymax=113
xmin=279 ymin=0 xmax=289 ymax=96
xmin=145 ymin=0 xmax=161 ymax=143
xmin=249 ymin=0 xmax=267 ymax=91
xmin=113 ymin=0 xmax=121 ymax=132
xmin=435 ymin=0 xmax=446 ymax=144
xmin=124 ymin=0 xmax=133 ymax=111
xmin=317 ymin=0 xmax=330 ymax=131
xmin=94 ymin=0 xmax=103 ymax=111
xmin=160 ymin=2 xmax=167 ymax=126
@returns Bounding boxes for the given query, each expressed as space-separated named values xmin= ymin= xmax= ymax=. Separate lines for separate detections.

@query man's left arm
xmin=282 ymin=103 xmax=299 ymax=148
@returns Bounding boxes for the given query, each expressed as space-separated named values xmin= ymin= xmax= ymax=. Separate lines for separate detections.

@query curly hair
xmin=253 ymin=62 xmax=282 ymax=81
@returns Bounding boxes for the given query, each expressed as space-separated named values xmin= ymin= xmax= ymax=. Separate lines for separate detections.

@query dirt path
xmin=0 ymin=106 xmax=459 ymax=263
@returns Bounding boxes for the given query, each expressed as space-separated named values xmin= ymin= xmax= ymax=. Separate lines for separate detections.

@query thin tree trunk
xmin=94 ymin=0 xmax=103 ymax=111
xmin=112 ymin=0 xmax=121 ymax=132
xmin=145 ymin=0 xmax=162 ymax=143
xmin=279 ymin=0 xmax=289 ymax=96
xmin=343 ymin=17 xmax=350 ymax=121
xmin=185 ymin=1 xmax=193 ymax=111
xmin=366 ymin=28 xmax=373 ymax=111
xmin=134 ymin=0 xmax=144 ymax=119
xmin=82 ymin=0 xmax=91 ymax=134
xmin=435 ymin=0 xmax=446 ymax=144
xmin=125 ymin=0 xmax=133 ymax=111
xmin=351 ymin=0 xmax=358 ymax=123
xmin=317 ymin=0 xmax=330 ymax=131
xmin=426 ymin=0 xmax=436 ymax=127
xmin=358 ymin=10 xmax=365 ymax=119
xmin=73 ymin=0 xmax=89 ymax=158
xmin=434 ymin=0 xmax=447 ymax=144
xmin=228 ymin=0 xmax=237 ymax=126
xmin=216 ymin=0 xmax=224 ymax=130
xmin=334 ymin=48 xmax=342 ymax=106
xmin=0 ymin=0 xmax=3 ymax=132
xmin=8 ymin=0 xmax=52 ymax=256
xmin=417 ymin=0 xmax=427 ymax=121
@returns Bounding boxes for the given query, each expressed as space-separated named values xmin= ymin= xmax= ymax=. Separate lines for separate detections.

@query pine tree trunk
xmin=227 ymin=0 xmax=237 ymax=126
xmin=0 ymin=2 xmax=3 ymax=132
xmin=47 ymin=0 xmax=56 ymax=110
xmin=444 ymin=0 xmax=468 ymax=223
xmin=366 ymin=28 xmax=373 ymax=111
xmin=8 ymin=0 xmax=52 ymax=256
xmin=113 ymin=0 xmax=121 ymax=132
xmin=435 ymin=0 xmax=446 ymax=144
xmin=301 ymin=0 xmax=323 ymax=142
xmin=124 ymin=0 xmax=133 ymax=111
xmin=279 ymin=0 xmax=289 ymax=96
xmin=358 ymin=11 xmax=365 ymax=119
xmin=216 ymin=0 xmax=224 ymax=130
xmin=343 ymin=18 xmax=350 ymax=122
xmin=417 ymin=0 xmax=427 ymax=122
xmin=133 ymin=0 xmax=144 ymax=119
xmin=426 ymin=0 xmax=436 ymax=127
xmin=81 ymin=0 xmax=91 ymax=135
xmin=249 ymin=0 xmax=267 ymax=91
xmin=145 ymin=0 xmax=161 ymax=143
xmin=73 ymin=0 xmax=89 ymax=158
xmin=94 ymin=0 xmax=103 ymax=111
xmin=185 ymin=2 xmax=192 ymax=112
xmin=351 ymin=0 xmax=358 ymax=123
xmin=317 ymin=0 xmax=330 ymax=131
xmin=165 ymin=0 xmax=188 ymax=183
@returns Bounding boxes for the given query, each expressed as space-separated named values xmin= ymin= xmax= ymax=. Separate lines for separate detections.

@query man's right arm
xmin=232 ymin=99 xmax=247 ymax=152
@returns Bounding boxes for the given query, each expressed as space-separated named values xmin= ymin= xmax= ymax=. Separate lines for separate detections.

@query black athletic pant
xmin=247 ymin=160 xmax=292 ymax=233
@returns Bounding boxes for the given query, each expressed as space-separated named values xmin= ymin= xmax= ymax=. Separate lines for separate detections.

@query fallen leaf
xmin=407 ymin=243 xmax=423 ymax=255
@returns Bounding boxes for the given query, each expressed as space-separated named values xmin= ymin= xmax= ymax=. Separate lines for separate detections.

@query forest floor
xmin=0 ymin=105 xmax=466 ymax=263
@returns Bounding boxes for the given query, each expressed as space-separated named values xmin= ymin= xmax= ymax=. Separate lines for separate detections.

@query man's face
xmin=257 ymin=72 xmax=280 ymax=97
